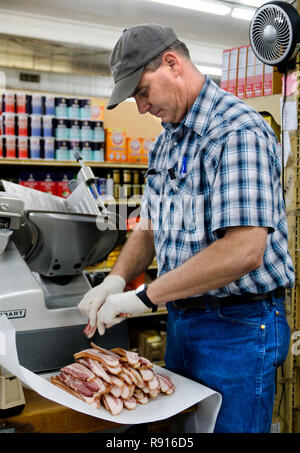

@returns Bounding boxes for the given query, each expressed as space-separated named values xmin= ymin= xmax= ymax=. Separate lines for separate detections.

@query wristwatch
xmin=135 ymin=284 xmax=158 ymax=313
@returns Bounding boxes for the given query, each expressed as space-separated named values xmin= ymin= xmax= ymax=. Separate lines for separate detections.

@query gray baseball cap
xmin=107 ymin=23 xmax=177 ymax=110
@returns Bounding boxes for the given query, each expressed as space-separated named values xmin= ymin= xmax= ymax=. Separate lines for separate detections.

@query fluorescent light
xmin=234 ymin=0 xmax=267 ymax=7
xmin=231 ymin=7 xmax=255 ymax=21
xmin=196 ymin=65 xmax=222 ymax=76
xmin=147 ymin=0 xmax=231 ymax=16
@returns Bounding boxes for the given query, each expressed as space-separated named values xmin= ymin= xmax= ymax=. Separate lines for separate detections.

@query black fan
xmin=249 ymin=1 xmax=300 ymax=71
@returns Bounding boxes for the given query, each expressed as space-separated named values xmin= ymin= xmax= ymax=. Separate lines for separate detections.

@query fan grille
xmin=250 ymin=3 xmax=292 ymax=65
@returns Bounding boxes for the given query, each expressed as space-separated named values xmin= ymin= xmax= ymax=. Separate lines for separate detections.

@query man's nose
xmin=135 ymin=97 xmax=150 ymax=114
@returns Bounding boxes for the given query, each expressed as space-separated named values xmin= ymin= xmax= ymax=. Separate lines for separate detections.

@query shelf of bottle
xmin=0 ymin=158 xmax=148 ymax=170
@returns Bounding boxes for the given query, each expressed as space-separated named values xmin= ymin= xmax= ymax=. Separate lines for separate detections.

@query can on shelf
xmin=113 ymin=169 xmax=121 ymax=184
xmin=113 ymin=183 xmax=120 ymax=199
xmin=132 ymin=184 xmax=141 ymax=196
xmin=133 ymin=170 xmax=140 ymax=184
xmin=123 ymin=169 xmax=132 ymax=184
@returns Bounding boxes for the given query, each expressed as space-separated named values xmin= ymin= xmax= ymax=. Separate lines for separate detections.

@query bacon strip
xmin=102 ymin=394 xmax=123 ymax=416
xmin=51 ymin=376 xmax=100 ymax=408
xmin=77 ymin=358 xmax=112 ymax=384
xmin=83 ymin=321 xmax=97 ymax=339
xmin=111 ymin=347 xmax=140 ymax=367
xmin=60 ymin=363 xmax=96 ymax=382
xmin=74 ymin=348 xmax=120 ymax=370
xmin=123 ymin=396 xmax=137 ymax=410
xmin=157 ymin=374 xmax=175 ymax=395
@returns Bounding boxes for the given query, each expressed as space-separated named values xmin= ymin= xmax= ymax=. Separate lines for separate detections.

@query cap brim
xmin=107 ymin=66 xmax=144 ymax=110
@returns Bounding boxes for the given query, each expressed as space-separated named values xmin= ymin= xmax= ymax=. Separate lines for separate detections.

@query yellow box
xmin=141 ymin=138 xmax=154 ymax=163
xmin=105 ymin=128 xmax=127 ymax=162
xmin=126 ymin=137 xmax=143 ymax=163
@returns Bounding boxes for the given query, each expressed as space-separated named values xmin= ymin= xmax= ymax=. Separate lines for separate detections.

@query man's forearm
xmin=147 ymin=226 xmax=268 ymax=304
xmin=109 ymin=221 xmax=155 ymax=284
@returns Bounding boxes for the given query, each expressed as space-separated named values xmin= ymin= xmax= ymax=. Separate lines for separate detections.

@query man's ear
xmin=161 ymin=52 xmax=179 ymax=72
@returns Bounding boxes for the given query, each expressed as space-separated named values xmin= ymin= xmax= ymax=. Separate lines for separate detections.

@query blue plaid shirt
xmin=140 ymin=76 xmax=294 ymax=297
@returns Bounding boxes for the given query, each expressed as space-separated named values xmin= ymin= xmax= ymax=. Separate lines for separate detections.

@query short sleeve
xmin=211 ymin=130 xmax=276 ymax=235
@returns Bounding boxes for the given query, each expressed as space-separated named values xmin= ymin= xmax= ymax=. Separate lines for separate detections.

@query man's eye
xmin=141 ymin=90 xmax=148 ymax=98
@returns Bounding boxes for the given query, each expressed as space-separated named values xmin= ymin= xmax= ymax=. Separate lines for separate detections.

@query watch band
xmin=136 ymin=284 xmax=158 ymax=313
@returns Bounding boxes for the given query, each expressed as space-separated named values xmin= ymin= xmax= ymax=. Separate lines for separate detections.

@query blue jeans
xmin=165 ymin=291 xmax=290 ymax=433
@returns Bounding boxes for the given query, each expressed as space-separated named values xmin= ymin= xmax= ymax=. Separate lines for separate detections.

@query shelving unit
xmin=0 ymin=157 xmax=148 ymax=170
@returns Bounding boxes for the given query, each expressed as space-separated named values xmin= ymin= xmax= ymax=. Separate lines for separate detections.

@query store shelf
xmin=244 ymin=94 xmax=281 ymax=126
xmin=0 ymin=158 xmax=148 ymax=170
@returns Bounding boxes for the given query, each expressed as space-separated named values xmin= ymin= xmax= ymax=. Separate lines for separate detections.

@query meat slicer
xmin=0 ymin=155 xmax=128 ymax=372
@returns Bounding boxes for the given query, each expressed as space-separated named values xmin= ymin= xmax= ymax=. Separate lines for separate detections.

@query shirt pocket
xmin=168 ymin=174 xmax=205 ymax=233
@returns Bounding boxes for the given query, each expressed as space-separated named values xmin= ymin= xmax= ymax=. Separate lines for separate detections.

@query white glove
xmin=97 ymin=290 xmax=151 ymax=335
xmin=77 ymin=275 xmax=126 ymax=327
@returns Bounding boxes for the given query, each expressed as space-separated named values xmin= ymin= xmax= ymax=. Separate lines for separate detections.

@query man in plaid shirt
xmin=78 ymin=24 xmax=294 ymax=433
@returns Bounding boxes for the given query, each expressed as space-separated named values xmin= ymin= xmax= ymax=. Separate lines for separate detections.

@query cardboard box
xmin=91 ymin=99 xmax=105 ymax=121
xmin=263 ymin=64 xmax=282 ymax=96
xmin=245 ymin=45 xmax=255 ymax=98
xmin=227 ymin=47 xmax=239 ymax=96
xmin=127 ymin=137 xmax=143 ymax=163
xmin=141 ymin=138 xmax=154 ymax=163
xmin=254 ymin=56 xmax=264 ymax=97
xmin=237 ymin=46 xmax=248 ymax=99
xmin=220 ymin=49 xmax=230 ymax=92
xmin=105 ymin=128 xmax=127 ymax=162
xmin=261 ymin=113 xmax=281 ymax=142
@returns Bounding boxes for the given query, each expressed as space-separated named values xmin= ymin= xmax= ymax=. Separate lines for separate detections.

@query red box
xmin=4 ymin=136 xmax=16 ymax=158
xmin=254 ymin=57 xmax=264 ymax=97
xmin=17 ymin=137 xmax=28 ymax=159
xmin=227 ymin=48 xmax=239 ymax=96
xmin=237 ymin=46 xmax=248 ymax=99
xmin=39 ymin=174 xmax=57 ymax=195
xmin=245 ymin=45 xmax=255 ymax=98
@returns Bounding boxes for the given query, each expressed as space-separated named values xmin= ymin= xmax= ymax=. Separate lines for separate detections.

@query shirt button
xmin=276 ymin=311 xmax=279 ymax=316
xmin=260 ymin=324 xmax=266 ymax=330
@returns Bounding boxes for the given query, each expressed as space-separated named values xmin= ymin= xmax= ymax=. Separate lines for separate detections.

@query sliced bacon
xmin=148 ymin=374 xmax=159 ymax=390
xmin=60 ymin=363 xmax=96 ymax=382
xmin=102 ymin=394 xmax=123 ymax=416
xmin=124 ymin=364 xmax=144 ymax=388
xmin=85 ymin=377 xmax=107 ymax=396
xmin=139 ymin=356 xmax=153 ymax=368
xmin=77 ymin=358 xmax=112 ymax=384
xmin=157 ymin=374 xmax=175 ymax=395
xmin=60 ymin=362 xmax=95 ymax=382
xmin=90 ymin=342 xmax=121 ymax=362
xmin=74 ymin=348 xmax=120 ymax=370
xmin=51 ymin=345 xmax=175 ymax=415
xmin=123 ymin=397 xmax=137 ymax=410
xmin=119 ymin=371 xmax=132 ymax=385
xmin=121 ymin=365 xmax=138 ymax=386
xmin=51 ymin=376 xmax=100 ymax=408
xmin=139 ymin=367 xmax=154 ymax=382
xmin=111 ymin=347 xmax=140 ymax=367
xmin=57 ymin=372 xmax=94 ymax=398
xmin=83 ymin=321 xmax=97 ymax=339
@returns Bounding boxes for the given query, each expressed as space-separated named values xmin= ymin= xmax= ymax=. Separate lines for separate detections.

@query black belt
xmin=172 ymin=288 xmax=285 ymax=312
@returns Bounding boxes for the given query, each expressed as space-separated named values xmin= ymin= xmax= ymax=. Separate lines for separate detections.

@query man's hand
xmin=97 ymin=290 xmax=150 ymax=335
xmin=77 ymin=275 xmax=126 ymax=333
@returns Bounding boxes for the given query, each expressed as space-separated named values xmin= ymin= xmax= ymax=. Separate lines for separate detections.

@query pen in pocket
xmin=180 ymin=157 xmax=187 ymax=177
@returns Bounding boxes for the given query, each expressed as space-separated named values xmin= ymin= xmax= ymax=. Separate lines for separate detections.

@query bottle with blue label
xmin=55 ymin=97 xmax=68 ymax=118
xmin=55 ymin=140 xmax=69 ymax=161
xmin=79 ymin=99 xmax=91 ymax=120
xmin=92 ymin=121 xmax=105 ymax=142
xmin=67 ymin=98 xmax=80 ymax=120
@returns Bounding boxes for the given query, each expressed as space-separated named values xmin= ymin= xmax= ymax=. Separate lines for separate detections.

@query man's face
xmin=132 ymin=62 xmax=187 ymax=124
